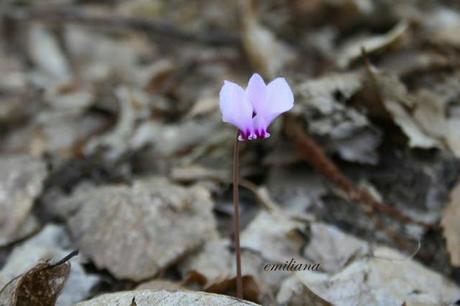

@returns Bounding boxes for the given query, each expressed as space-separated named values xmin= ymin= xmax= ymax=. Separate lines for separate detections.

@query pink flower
xmin=219 ymin=73 xmax=294 ymax=141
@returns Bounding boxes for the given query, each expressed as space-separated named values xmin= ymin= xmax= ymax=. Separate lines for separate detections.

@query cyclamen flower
xmin=219 ymin=73 xmax=294 ymax=141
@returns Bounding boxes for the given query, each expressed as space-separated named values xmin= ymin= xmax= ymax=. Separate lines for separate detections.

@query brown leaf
xmin=0 ymin=251 xmax=76 ymax=306
xmin=0 ymin=225 xmax=98 ymax=305
xmin=205 ymin=275 xmax=260 ymax=303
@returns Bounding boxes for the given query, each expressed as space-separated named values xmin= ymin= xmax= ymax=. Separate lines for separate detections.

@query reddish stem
xmin=233 ymin=134 xmax=243 ymax=299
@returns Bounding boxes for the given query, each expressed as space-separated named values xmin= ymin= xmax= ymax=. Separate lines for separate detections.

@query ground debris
xmin=0 ymin=155 xmax=47 ymax=246
xmin=67 ymin=178 xmax=218 ymax=281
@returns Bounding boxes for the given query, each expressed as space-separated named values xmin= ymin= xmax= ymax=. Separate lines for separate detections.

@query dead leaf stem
xmin=285 ymin=114 xmax=432 ymax=230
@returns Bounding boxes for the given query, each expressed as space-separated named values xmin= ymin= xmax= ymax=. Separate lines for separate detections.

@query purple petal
xmin=266 ymin=77 xmax=294 ymax=116
xmin=253 ymin=114 xmax=271 ymax=139
xmin=219 ymin=80 xmax=253 ymax=138
xmin=246 ymin=73 xmax=266 ymax=117
xmin=252 ymin=77 xmax=294 ymax=138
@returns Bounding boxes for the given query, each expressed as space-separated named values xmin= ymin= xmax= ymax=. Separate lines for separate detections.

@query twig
xmin=1 ymin=5 xmax=240 ymax=47
xmin=232 ymin=134 xmax=243 ymax=299
xmin=285 ymin=115 xmax=432 ymax=229
xmin=49 ymin=250 xmax=79 ymax=268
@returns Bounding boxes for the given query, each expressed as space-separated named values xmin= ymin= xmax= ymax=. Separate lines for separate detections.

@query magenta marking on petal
xmin=254 ymin=129 xmax=270 ymax=139
xmin=238 ymin=129 xmax=253 ymax=141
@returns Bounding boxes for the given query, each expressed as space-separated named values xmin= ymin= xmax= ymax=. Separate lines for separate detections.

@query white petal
xmin=246 ymin=73 xmax=267 ymax=116
xmin=255 ymin=77 xmax=294 ymax=132
xmin=219 ymin=80 xmax=253 ymax=134
xmin=266 ymin=77 xmax=294 ymax=115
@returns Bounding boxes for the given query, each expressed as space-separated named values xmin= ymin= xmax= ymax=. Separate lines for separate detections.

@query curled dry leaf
xmin=295 ymin=247 xmax=460 ymax=306
xmin=0 ymin=251 xmax=74 ymax=306
xmin=241 ymin=211 xmax=305 ymax=263
xmin=337 ymin=22 xmax=408 ymax=68
xmin=180 ymin=240 xmax=261 ymax=301
xmin=76 ymin=289 xmax=260 ymax=306
xmin=362 ymin=67 xmax=441 ymax=149
xmin=0 ymin=155 xmax=47 ymax=246
xmin=296 ymin=72 xmax=382 ymax=164
xmin=362 ymin=65 xmax=460 ymax=159
xmin=205 ymin=275 xmax=260 ymax=303
xmin=411 ymin=74 xmax=460 ymax=158
xmin=441 ymin=180 xmax=460 ymax=267
xmin=277 ymin=275 xmax=332 ymax=306
xmin=303 ymin=223 xmax=369 ymax=273
xmin=180 ymin=239 xmax=233 ymax=287
xmin=67 ymin=178 xmax=218 ymax=281
xmin=84 ymin=86 xmax=150 ymax=160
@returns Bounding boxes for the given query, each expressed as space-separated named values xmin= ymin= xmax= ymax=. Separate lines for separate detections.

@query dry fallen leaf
xmin=67 ymin=177 xmax=218 ymax=281
xmin=205 ymin=275 xmax=260 ymax=303
xmin=241 ymin=211 xmax=306 ymax=263
xmin=441 ymin=180 xmax=460 ymax=267
xmin=0 ymin=251 xmax=75 ymax=306
xmin=0 ymin=155 xmax=47 ymax=246
xmin=277 ymin=274 xmax=332 ymax=306
xmin=296 ymin=72 xmax=382 ymax=164
xmin=84 ymin=86 xmax=150 ymax=160
xmin=337 ymin=22 xmax=408 ymax=68
xmin=0 ymin=225 xmax=99 ymax=306
xmin=180 ymin=239 xmax=233 ymax=286
xmin=296 ymin=247 xmax=460 ymax=306
xmin=362 ymin=67 xmax=442 ymax=149
xmin=76 ymin=290 xmax=260 ymax=306
xmin=303 ymin=223 xmax=369 ymax=273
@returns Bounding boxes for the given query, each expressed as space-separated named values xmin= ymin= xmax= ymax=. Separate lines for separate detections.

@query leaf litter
xmin=1 ymin=0 xmax=460 ymax=305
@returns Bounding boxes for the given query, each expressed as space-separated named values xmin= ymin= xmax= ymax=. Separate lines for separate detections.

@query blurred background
xmin=1 ymin=0 xmax=460 ymax=305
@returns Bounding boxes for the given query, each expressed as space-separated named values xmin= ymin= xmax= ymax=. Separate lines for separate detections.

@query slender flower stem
xmin=232 ymin=134 xmax=243 ymax=299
